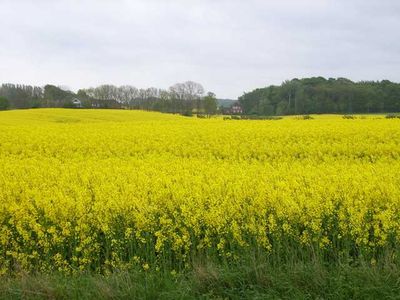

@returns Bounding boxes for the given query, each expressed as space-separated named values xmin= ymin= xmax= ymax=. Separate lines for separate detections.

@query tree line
xmin=239 ymin=77 xmax=400 ymax=115
xmin=2 ymin=77 xmax=400 ymax=116
xmin=0 ymin=81 xmax=218 ymax=116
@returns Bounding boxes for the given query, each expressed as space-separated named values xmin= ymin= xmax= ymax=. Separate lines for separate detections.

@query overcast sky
xmin=0 ymin=0 xmax=399 ymax=99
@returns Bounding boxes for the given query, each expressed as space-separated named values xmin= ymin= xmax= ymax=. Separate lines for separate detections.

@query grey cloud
xmin=0 ymin=0 xmax=399 ymax=98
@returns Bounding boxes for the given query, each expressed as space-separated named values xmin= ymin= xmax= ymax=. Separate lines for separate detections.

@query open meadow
xmin=1 ymin=109 xmax=400 ymax=298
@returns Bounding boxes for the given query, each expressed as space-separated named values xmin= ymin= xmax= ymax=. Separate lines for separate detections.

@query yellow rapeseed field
xmin=1 ymin=109 xmax=400 ymax=274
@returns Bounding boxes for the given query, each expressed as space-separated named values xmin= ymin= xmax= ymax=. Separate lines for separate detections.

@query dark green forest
xmin=239 ymin=77 xmax=400 ymax=115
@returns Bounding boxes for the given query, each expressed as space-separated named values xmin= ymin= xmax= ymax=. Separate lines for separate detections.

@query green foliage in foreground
xmin=1 ymin=260 xmax=400 ymax=300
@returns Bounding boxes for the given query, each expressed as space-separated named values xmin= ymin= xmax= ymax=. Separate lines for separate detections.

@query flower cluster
xmin=0 ymin=109 xmax=399 ymax=274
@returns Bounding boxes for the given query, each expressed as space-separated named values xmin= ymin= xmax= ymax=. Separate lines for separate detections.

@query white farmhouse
xmin=72 ymin=98 xmax=82 ymax=108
